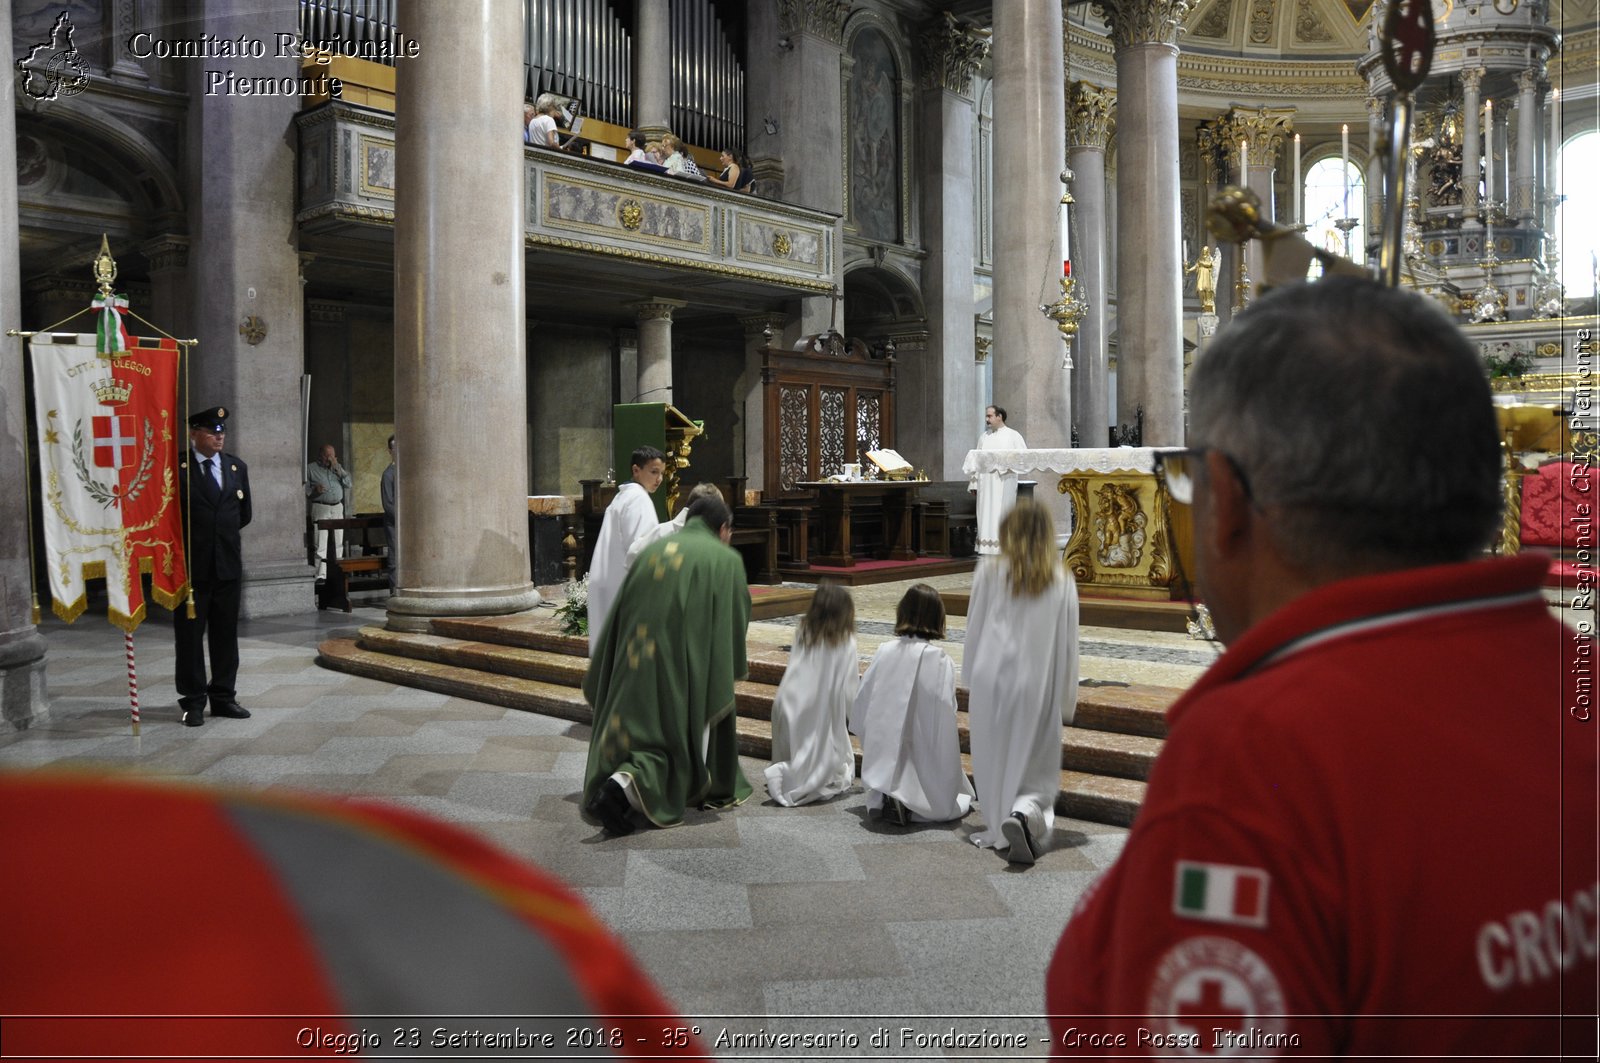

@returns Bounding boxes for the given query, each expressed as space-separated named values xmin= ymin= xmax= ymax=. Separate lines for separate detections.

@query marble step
xmin=349 ymin=627 xmax=1163 ymax=782
xmin=318 ymin=636 xmax=1147 ymax=827
xmin=426 ymin=616 xmax=1176 ymax=738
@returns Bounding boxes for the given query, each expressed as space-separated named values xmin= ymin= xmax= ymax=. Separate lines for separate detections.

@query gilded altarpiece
xmin=1059 ymin=469 xmax=1186 ymax=601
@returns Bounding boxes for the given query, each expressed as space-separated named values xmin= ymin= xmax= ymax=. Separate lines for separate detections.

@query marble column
xmin=915 ymin=12 xmax=988 ymax=477
xmin=388 ymin=0 xmax=538 ymax=631
xmin=1462 ymin=67 xmax=1484 ymax=225
xmin=631 ymin=298 xmax=684 ymax=406
xmin=1106 ymin=0 xmax=1186 ymax=446
xmin=736 ymin=313 xmax=787 ymax=490
xmin=1239 ymin=108 xmax=1291 ymax=288
xmin=0 ymin=7 xmax=47 ymax=729
xmin=768 ymin=0 xmax=849 ymax=335
xmin=991 ymin=0 xmax=1069 ymax=448
xmin=633 ymin=0 xmax=672 ymax=139
xmin=1514 ymin=68 xmax=1540 ymax=223
xmin=1068 ymin=82 xmax=1114 ymax=447
xmin=187 ymin=0 xmax=310 ymax=618
xmin=1365 ymin=96 xmax=1384 ymax=258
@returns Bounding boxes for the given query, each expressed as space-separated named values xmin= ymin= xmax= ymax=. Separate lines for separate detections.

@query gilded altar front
xmin=1054 ymin=450 xmax=1194 ymax=602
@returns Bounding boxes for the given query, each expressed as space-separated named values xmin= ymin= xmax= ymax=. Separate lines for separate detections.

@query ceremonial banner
xmin=30 ymin=332 xmax=187 ymax=629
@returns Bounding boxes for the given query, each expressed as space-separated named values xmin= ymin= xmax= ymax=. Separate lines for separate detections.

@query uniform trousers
xmin=174 ymin=577 xmax=241 ymax=711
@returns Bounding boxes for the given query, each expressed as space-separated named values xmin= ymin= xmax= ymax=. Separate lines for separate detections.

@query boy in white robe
xmin=765 ymin=583 xmax=859 ymax=807
xmin=848 ymin=584 xmax=974 ymax=824
xmin=963 ymin=500 xmax=1079 ymax=865
xmin=586 ymin=446 xmax=665 ymax=650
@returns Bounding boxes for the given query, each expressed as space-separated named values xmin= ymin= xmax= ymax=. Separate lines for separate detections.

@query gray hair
xmin=1189 ymin=277 xmax=1502 ymax=572
xmin=534 ymin=92 xmax=563 ymax=115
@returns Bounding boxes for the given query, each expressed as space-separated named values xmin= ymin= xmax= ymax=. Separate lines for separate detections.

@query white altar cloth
xmin=961 ymin=447 xmax=1166 ymax=555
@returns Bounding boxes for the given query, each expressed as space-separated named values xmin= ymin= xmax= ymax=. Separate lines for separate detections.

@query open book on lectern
xmin=865 ymin=449 xmax=912 ymax=475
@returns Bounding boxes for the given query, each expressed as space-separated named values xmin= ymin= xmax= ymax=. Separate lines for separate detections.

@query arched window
xmin=1555 ymin=130 xmax=1598 ymax=298
xmin=1302 ymin=156 xmax=1366 ymax=278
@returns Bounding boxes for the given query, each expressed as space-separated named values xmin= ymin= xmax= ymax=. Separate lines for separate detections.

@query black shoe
xmin=586 ymin=778 xmax=635 ymax=836
xmin=1001 ymin=812 xmax=1040 ymax=865
xmin=886 ymin=796 xmax=909 ymax=827
xmin=209 ymin=701 xmax=251 ymax=719
xmin=181 ymin=707 xmax=204 ymax=727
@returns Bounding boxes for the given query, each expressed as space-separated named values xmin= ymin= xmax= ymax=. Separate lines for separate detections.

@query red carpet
xmin=782 ymin=556 xmax=977 ymax=586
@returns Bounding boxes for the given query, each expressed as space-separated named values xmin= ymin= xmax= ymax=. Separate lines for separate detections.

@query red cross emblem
xmin=91 ymin=415 xmax=136 ymax=469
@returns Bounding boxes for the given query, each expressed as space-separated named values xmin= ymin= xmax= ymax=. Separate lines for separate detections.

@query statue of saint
xmin=1185 ymin=245 xmax=1219 ymax=314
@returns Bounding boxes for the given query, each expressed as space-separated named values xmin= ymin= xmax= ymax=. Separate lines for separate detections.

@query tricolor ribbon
xmin=91 ymin=293 xmax=132 ymax=356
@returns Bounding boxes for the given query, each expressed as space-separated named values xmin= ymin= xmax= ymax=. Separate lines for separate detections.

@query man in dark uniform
xmin=175 ymin=406 xmax=252 ymax=726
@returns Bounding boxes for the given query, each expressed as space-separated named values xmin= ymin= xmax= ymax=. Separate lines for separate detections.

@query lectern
xmin=613 ymin=402 xmax=704 ymax=521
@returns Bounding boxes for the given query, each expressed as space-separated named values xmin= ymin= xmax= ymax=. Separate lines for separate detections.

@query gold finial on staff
xmin=93 ymin=234 xmax=118 ymax=300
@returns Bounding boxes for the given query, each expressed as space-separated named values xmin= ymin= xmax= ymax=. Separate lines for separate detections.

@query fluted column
xmin=389 ymin=0 xmax=537 ymax=631
xmin=1514 ymin=68 xmax=1540 ymax=223
xmin=633 ymin=0 xmax=672 ymax=139
xmin=992 ymin=0 xmax=1069 ymax=448
xmin=1106 ymin=0 xmax=1187 ymax=445
xmin=631 ymin=298 xmax=684 ymax=406
xmin=915 ymin=12 xmax=988 ymax=476
xmin=0 ymin=7 xmax=47 ymax=728
xmin=1068 ymin=82 xmax=1114 ymax=446
xmin=1462 ymin=67 xmax=1484 ymax=225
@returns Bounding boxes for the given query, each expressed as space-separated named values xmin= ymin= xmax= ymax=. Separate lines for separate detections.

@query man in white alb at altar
xmin=969 ymin=405 xmax=1027 ymax=554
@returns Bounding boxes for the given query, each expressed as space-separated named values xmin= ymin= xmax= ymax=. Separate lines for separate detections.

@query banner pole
xmin=125 ymin=628 xmax=140 ymax=737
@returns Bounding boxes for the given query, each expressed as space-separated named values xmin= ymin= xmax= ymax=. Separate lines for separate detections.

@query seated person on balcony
xmin=661 ymin=135 xmax=705 ymax=181
xmin=705 ymin=149 xmax=752 ymax=192
xmin=622 ymin=130 xmax=668 ymax=173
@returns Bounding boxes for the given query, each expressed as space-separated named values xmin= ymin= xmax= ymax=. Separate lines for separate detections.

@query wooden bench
xmin=315 ymin=516 xmax=390 ymax=612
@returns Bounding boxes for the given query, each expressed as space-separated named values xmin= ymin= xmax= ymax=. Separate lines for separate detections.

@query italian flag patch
xmin=1173 ymin=861 xmax=1270 ymax=928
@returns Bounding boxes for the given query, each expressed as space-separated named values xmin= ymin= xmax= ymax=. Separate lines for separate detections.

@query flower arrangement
xmin=553 ymin=576 xmax=589 ymax=637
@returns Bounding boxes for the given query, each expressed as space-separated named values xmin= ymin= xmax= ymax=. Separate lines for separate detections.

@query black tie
xmin=201 ymin=458 xmax=218 ymax=495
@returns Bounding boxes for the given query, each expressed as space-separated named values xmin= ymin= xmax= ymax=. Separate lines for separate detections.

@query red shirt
xmin=1048 ymin=555 xmax=1598 ymax=1057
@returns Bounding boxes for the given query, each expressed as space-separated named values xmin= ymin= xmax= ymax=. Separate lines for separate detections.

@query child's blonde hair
xmin=797 ymin=581 xmax=854 ymax=649
xmin=1000 ymin=499 xmax=1063 ymax=597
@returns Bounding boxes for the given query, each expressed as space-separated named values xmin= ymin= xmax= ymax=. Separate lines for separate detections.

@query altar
xmin=962 ymin=447 xmax=1193 ymax=601
xmin=797 ymin=480 xmax=920 ymax=567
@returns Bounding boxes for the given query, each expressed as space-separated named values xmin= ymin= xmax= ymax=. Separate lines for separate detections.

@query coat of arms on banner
xmin=30 ymin=330 xmax=187 ymax=629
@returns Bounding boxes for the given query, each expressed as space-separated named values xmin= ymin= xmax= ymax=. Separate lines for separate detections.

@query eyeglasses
xmin=1154 ymin=447 xmax=1253 ymax=506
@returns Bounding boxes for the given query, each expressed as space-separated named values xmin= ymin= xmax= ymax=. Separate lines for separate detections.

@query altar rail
xmin=295 ymin=101 xmax=837 ymax=295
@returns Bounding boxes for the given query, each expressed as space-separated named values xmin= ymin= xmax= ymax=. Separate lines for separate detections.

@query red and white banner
xmin=30 ymin=332 xmax=187 ymax=629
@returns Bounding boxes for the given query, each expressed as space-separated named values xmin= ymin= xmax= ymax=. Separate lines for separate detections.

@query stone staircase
xmin=317 ymin=614 xmax=1181 ymax=827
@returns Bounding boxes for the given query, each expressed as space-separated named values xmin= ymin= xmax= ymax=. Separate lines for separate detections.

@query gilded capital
xmin=777 ymin=0 xmax=851 ymax=46
xmin=1460 ymin=66 xmax=1485 ymax=94
xmin=1095 ymin=0 xmax=1191 ymax=49
xmin=1067 ymin=82 xmax=1115 ymax=149
xmin=1236 ymin=106 xmax=1294 ymax=168
xmin=916 ymin=11 xmax=992 ymax=95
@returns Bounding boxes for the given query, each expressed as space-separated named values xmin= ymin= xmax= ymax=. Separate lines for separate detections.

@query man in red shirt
xmin=1048 ymin=278 xmax=1597 ymax=1057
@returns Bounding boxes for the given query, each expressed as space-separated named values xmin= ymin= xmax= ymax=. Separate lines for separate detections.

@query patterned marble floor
xmin=1 ymin=582 xmax=1176 ymax=1055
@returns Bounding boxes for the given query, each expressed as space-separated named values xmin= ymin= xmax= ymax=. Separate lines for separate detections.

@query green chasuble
xmin=582 ymin=518 xmax=752 ymax=827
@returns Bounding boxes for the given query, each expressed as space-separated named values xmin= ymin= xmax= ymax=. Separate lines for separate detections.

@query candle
xmin=1239 ymin=138 xmax=1249 ymax=186
xmin=1341 ymin=124 xmax=1350 ymax=216
xmin=1549 ymin=88 xmax=1561 ymax=191
xmin=1063 ymin=260 xmax=1072 ymax=277
xmin=1484 ymin=100 xmax=1494 ymax=203
xmin=1293 ymin=133 xmax=1302 ymax=226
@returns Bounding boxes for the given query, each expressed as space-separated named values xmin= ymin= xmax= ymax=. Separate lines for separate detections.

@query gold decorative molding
xmin=917 ymin=11 xmax=991 ymax=94
xmin=618 ymin=198 xmax=643 ymax=231
xmin=1068 ymin=82 xmax=1116 ymax=150
xmin=524 ymin=232 xmax=836 ymax=294
xmin=1097 ymin=0 xmax=1192 ymax=48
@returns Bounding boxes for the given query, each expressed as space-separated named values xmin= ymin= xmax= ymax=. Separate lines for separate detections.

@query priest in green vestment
xmin=582 ymin=495 xmax=753 ymax=833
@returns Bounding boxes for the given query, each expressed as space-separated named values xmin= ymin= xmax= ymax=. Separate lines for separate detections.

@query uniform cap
xmin=188 ymin=406 xmax=228 ymax=432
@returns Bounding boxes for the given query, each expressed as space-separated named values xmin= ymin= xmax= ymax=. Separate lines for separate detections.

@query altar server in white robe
xmin=586 ymin=446 xmax=665 ymax=650
xmin=624 ymin=483 xmax=727 ymax=569
xmin=971 ymin=405 xmax=1028 ymax=554
xmin=963 ymin=500 xmax=1079 ymax=865
xmin=764 ymin=582 xmax=859 ymax=807
xmin=848 ymin=584 xmax=975 ymax=825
